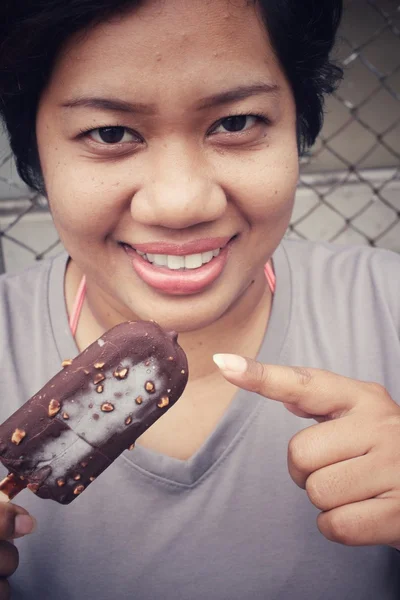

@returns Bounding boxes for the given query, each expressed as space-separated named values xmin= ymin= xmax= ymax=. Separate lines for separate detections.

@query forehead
xmin=48 ymin=0 xmax=285 ymax=100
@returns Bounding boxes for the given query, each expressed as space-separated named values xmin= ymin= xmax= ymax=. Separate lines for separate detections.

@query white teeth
xmin=184 ymin=253 xmax=203 ymax=269
xmin=201 ymin=251 xmax=213 ymax=264
xmin=137 ymin=248 xmax=222 ymax=270
xmin=153 ymin=254 xmax=168 ymax=266
xmin=167 ymin=255 xmax=186 ymax=270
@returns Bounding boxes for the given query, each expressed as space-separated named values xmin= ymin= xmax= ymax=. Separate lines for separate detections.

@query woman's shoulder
xmin=281 ymin=237 xmax=400 ymax=266
xmin=280 ymin=238 xmax=400 ymax=324
xmin=0 ymin=253 xmax=68 ymax=407
xmin=281 ymin=238 xmax=400 ymax=285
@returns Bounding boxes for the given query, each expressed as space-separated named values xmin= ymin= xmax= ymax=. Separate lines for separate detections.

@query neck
xmin=177 ymin=276 xmax=272 ymax=381
xmin=65 ymin=260 xmax=272 ymax=382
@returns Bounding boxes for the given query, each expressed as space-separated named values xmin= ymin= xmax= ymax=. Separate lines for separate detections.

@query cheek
xmin=42 ymin=157 xmax=125 ymax=240
xmin=224 ymin=148 xmax=299 ymax=224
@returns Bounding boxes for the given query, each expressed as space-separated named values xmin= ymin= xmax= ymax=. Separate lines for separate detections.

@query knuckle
xmin=319 ymin=511 xmax=354 ymax=545
xmin=287 ymin=434 xmax=312 ymax=474
xmin=306 ymin=474 xmax=331 ymax=511
xmin=257 ymin=362 xmax=271 ymax=388
xmin=291 ymin=367 xmax=313 ymax=387
xmin=365 ymin=381 xmax=391 ymax=401
xmin=250 ymin=362 xmax=271 ymax=395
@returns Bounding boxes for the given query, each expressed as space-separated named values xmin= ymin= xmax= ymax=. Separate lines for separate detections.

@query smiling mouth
xmin=121 ymin=236 xmax=236 ymax=272
xmin=133 ymin=247 xmax=222 ymax=270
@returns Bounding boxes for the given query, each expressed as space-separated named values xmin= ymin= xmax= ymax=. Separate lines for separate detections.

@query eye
xmin=87 ymin=126 xmax=139 ymax=144
xmin=211 ymin=115 xmax=261 ymax=134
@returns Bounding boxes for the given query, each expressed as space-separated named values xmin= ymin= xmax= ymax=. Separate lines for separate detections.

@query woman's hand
xmin=213 ymin=354 xmax=400 ymax=548
xmin=0 ymin=502 xmax=36 ymax=599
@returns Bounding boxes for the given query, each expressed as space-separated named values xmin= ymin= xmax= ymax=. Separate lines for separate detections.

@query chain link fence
xmin=0 ymin=0 xmax=399 ymax=274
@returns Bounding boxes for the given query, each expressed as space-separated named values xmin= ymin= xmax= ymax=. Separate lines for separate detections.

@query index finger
xmin=213 ymin=354 xmax=384 ymax=419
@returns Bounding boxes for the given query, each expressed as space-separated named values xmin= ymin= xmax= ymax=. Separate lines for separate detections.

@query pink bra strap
xmin=264 ymin=261 xmax=276 ymax=294
xmin=69 ymin=275 xmax=86 ymax=337
xmin=69 ymin=263 xmax=276 ymax=335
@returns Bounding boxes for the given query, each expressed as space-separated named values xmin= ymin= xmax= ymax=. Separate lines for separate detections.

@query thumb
xmin=0 ymin=502 xmax=37 ymax=540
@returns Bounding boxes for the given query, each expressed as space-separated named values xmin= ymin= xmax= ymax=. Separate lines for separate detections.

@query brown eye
xmin=89 ymin=126 xmax=136 ymax=144
xmin=220 ymin=116 xmax=248 ymax=132
xmin=211 ymin=115 xmax=261 ymax=135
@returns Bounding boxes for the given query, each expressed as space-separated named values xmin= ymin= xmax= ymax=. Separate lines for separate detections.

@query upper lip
xmin=124 ymin=236 xmax=234 ymax=256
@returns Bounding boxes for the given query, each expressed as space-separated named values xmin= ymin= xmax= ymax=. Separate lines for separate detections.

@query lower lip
xmin=123 ymin=243 xmax=231 ymax=295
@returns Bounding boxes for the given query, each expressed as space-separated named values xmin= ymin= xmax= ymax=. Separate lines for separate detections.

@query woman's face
xmin=36 ymin=0 xmax=299 ymax=332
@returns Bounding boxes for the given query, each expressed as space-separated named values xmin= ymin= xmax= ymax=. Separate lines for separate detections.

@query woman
xmin=0 ymin=0 xmax=400 ymax=598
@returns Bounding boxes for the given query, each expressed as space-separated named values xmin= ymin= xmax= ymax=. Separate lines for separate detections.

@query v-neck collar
xmin=48 ymin=242 xmax=292 ymax=486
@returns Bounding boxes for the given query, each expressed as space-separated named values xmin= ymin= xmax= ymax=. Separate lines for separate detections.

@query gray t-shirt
xmin=0 ymin=239 xmax=399 ymax=599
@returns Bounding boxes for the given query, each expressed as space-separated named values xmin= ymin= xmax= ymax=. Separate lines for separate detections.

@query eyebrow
xmin=60 ymin=83 xmax=280 ymax=115
xmin=196 ymin=83 xmax=280 ymax=110
xmin=60 ymin=97 xmax=157 ymax=115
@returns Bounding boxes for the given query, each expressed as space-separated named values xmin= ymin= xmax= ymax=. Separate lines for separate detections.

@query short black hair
xmin=0 ymin=0 xmax=343 ymax=195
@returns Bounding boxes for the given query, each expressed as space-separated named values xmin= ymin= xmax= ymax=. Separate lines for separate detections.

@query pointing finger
xmin=213 ymin=355 xmax=390 ymax=419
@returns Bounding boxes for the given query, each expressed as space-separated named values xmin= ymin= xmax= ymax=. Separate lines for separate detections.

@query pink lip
xmin=131 ymin=236 xmax=232 ymax=256
xmin=123 ymin=239 xmax=234 ymax=296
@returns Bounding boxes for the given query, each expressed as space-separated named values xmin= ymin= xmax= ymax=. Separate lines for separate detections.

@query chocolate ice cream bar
xmin=0 ymin=321 xmax=188 ymax=504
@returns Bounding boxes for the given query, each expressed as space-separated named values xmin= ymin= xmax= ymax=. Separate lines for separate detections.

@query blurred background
xmin=0 ymin=0 xmax=399 ymax=274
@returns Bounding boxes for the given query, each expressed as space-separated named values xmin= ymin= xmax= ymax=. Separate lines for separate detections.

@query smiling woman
xmin=32 ymin=0 xmax=299 ymax=337
xmin=1 ymin=1 xmax=400 ymax=600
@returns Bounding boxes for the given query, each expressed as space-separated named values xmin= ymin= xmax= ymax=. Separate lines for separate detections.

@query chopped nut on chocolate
xmin=125 ymin=416 xmax=133 ymax=425
xmin=57 ymin=478 xmax=66 ymax=487
xmin=73 ymin=474 xmax=81 ymax=481
xmin=158 ymin=396 xmax=170 ymax=408
xmin=11 ymin=429 xmax=26 ymax=445
xmin=89 ymin=476 xmax=96 ymax=482
xmin=94 ymin=362 xmax=105 ymax=369
xmin=128 ymin=443 xmax=135 ymax=451
xmin=168 ymin=356 xmax=174 ymax=361
xmin=101 ymin=403 xmax=114 ymax=413
xmin=93 ymin=373 xmax=105 ymax=385
xmin=62 ymin=359 xmax=73 ymax=368
xmin=48 ymin=399 xmax=61 ymax=418
xmin=62 ymin=412 xmax=69 ymax=420
xmin=83 ymin=369 xmax=90 ymax=375
xmin=145 ymin=381 xmax=155 ymax=393
xmin=113 ymin=367 xmax=129 ymax=380
xmin=80 ymin=461 xmax=88 ymax=468
xmin=181 ymin=369 xmax=186 ymax=374
xmin=96 ymin=384 xmax=104 ymax=393
xmin=73 ymin=485 xmax=85 ymax=495
xmin=135 ymin=396 xmax=143 ymax=405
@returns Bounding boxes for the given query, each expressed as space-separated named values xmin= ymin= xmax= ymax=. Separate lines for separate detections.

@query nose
xmin=130 ymin=143 xmax=227 ymax=229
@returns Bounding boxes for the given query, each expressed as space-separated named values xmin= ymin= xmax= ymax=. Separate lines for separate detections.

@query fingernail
xmin=15 ymin=514 xmax=37 ymax=537
xmin=213 ymin=354 xmax=247 ymax=374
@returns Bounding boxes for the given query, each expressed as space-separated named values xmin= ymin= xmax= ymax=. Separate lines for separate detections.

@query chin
xmin=125 ymin=295 xmax=231 ymax=334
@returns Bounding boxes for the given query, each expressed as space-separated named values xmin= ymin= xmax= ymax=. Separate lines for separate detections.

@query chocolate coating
xmin=0 ymin=321 xmax=188 ymax=504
